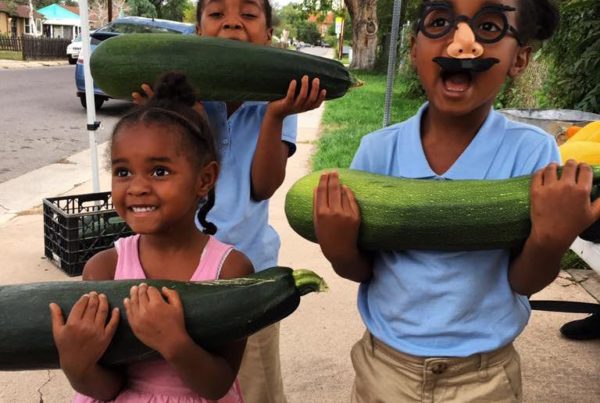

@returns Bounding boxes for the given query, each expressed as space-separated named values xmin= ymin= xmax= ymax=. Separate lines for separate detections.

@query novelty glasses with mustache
xmin=417 ymin=2 xmax=524 ymax=47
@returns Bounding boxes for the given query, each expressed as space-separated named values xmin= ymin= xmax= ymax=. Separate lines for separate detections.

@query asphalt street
xmin=0 ymin=65 xmax=131 ymax=183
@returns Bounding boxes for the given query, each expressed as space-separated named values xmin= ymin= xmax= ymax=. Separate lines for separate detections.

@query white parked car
xmin=66 ymin=35 xmax=82 ymax=64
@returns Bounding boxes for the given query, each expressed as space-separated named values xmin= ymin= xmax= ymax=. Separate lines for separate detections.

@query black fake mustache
xmin=433 ymin=57 xmax=500 ymax=73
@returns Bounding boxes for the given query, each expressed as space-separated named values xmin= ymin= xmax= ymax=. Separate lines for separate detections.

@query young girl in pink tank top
xmin=48 ymin=72 xmax=253 ymax=403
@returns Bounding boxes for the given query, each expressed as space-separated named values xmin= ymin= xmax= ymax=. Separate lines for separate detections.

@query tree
xmin=183 ymin=2 xmax=197 ymax=23
xmin=344 ymin=0 xmax=378 ymax=69
xmin=296 ymin=19 xmax=320 ymax=44
xmin=27 ymin=0 xmax=39 ymax=35
xmin=544 ymin=0 xmax=600 ymax=112
xmin=301 ymin=0 xmax=333 ymax=16
xmin=90 ymin=0 xmax=128 ymax=27
xmin=155 ymin=0 xmax=188 ymax=21
xmin=275 ymin=3 xmax=308 ymax=40
xmin=127 ymin=0 xmax=157 ymax=18
xmin=375 ymin=0 xmax=420 ymax=69
xmin=300 ymin=0 xmax=379 ymax=69
xmin=125 ymin=0 xmax=192 ymax=21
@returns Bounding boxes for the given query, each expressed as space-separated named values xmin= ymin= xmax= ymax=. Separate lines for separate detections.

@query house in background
xmin=0 ymin=1 xmax=43 ymax=36
xmin=308 ymin=11 xmax=335 ymax=38
xmin=37 ymin=3 xmax=80 ymax=39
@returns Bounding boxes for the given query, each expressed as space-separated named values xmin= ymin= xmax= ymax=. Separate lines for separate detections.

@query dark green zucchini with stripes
xmin=285 ymin=168 xmax=600 ymax=251
xmin=90 ymin=34 xmax=354 ymax=101
xmin=0 ymin=267 xmax=326 ymax=371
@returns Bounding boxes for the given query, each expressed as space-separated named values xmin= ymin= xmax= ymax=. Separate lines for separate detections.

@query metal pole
xmin=398 ymin=21 xmax=408 ymax=72
xmin=79 ymin=0 xmax=100 ymax=192
xmin=382 ymin=0 xmax=403 ymax=127
xmin=338 ymin=18 xmax=345 ymax=60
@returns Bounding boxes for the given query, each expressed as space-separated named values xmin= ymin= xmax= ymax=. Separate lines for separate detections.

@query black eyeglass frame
xmin=417 ymin=2 xmax=524 ymax=47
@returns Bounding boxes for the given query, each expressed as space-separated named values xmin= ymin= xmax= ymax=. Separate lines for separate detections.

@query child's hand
xmin=124 ymin=284 xmax=189 ymax=357
xmin=313 ymin=171 xmax=361 ymax=263
xmin=49 ymin=292 xmax=120 ymax=377
xmin=131 ymin=83 xmax=154 ymax=105
xmin=267 ymin=75 xmax=326 ymax=119
xmin=529 ymin=161 xmax=600 ymax=251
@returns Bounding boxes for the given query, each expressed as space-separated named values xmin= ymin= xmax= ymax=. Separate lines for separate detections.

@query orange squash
xmin=567 ymin=121 xmax=600 ymax=143
xmin=565 ymin=126 xmax=582 ymax=139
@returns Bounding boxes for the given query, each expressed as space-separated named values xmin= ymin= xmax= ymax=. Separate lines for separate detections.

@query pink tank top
xmin=73 ymin=234 xmax=244 ymax=403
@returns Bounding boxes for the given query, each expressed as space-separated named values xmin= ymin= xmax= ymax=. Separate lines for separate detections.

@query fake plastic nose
xmin=447 ymin=22 xmax=484 ymax=59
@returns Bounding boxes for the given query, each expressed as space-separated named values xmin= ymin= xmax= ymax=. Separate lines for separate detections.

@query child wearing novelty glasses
xmin=313 ymin=1 xmax=600 ymax=401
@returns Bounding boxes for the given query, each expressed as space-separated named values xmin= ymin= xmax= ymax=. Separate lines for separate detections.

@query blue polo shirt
xmin=350 ymin=103 xmax=560 ymax=357
xmin=199 ymin=101 xmax=297 ymax=271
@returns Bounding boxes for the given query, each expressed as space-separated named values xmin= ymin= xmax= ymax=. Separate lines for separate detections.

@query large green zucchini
xmin=90 ymin=34 xmax=353 ymax=101
xmin=0 ymin=267 xmax=326 ymax=371
xmin=285 ymin=168 xmax=600 ymax=251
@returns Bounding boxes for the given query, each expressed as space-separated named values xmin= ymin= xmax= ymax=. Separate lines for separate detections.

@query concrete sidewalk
xmin=0 ymin=59 xmax=68 ymax=70
xmin=0 ymin=104 xmax=599 ymax=402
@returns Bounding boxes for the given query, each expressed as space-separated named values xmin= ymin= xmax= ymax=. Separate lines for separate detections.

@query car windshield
xmin=96 ymin=22 xmax=185 ymax=35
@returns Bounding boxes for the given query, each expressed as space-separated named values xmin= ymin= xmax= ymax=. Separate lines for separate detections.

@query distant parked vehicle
xmin=66 ymin=35 xmax=82 ymax=64
xmin=75 ymin=16 xmax=195 ymax=110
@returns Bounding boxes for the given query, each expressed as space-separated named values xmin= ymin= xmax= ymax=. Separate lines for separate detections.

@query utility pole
xmin=337 ymin=18 xmax=344 ymax=59
xmin=335 ymin=3 xmax=345 ymax=60
xmin=108 ymin=0 xmax=113 ymax=22
xmin=382 ymin=0 xmax=403 ymax=127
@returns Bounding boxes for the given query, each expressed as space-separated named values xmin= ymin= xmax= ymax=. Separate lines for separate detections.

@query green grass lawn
xmin=0 ymin=50 xmax=22 ymax=60
xmin=312 ymin=71 xmax=424 ymax=171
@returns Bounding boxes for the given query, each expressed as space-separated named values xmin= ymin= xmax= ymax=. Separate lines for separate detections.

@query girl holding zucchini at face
xmin=314 ymin=0 xmax=600 ymax=402
xmin=50 ymin=72 xmax=253 ymax=403
xmin=132 ymin=1 xmax=325 ymax=402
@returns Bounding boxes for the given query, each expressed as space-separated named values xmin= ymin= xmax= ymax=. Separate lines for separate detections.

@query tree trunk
xmin=28 ymin=0 xmax=38 ymax=36
xmin=344 ymin=0 xmax=378 ymax=70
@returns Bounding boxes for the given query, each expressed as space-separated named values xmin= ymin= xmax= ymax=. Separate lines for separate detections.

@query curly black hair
xmin=516 ymin=0 xmax=560 ymax=44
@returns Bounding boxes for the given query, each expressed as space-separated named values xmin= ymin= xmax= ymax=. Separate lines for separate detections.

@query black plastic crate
xmin=43 ymin=191 xmax=133 ymax=276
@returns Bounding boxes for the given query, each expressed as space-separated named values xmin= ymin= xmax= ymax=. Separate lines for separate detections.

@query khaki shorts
xmin=237 ymin=322 xmax=287 ymax=403
xmin=351 ymin=331 xmax=522 ymax=403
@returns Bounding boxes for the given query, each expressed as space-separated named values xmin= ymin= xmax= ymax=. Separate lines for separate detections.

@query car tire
xmin=79 ymin=95 xmax=105 ymax=110
xmin=68 ymin=56 xmax=77 ymax=65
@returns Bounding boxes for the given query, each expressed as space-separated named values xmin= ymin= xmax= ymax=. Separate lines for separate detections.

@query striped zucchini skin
xmin=285 ymin=168 xmax=600 ymax=251
xmin=0 ymin=267 xmax=315 ymax=371
xmin=90 ymin=34 xmax=352 ymax=101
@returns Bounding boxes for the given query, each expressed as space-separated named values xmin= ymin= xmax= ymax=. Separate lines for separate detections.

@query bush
xmin=543 ymin=0 xmax=600 ymax=112
xmin=494 ymin=52 xmax=550 ymax=110
xmin=296 ymin=20 xmax=321 ymax=45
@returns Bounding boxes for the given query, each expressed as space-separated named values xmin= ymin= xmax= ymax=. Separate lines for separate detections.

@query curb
xmin=0 ymin=59 xmax=70 ymax=69
xmin=0 ymin=142 xmax=111 ymax=228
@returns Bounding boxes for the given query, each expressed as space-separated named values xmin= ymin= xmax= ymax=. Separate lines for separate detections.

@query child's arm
xmin=314 ymin=171 xmax=374 ymax=283
xmin=49 ymin=250 xmax=125 ymax=401
xmin=124 ymin=250 xmax=253 ymax=400
xmin=509 ymin=161 xmax=600 ymax=296
xmin=251 ymin=76 xmax=326 ymax=201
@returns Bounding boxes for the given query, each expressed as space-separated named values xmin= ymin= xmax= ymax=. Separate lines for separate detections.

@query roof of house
xmin=61 ymin=5 xmax=79 ymax=16
xmin=0 ymin=2 xmax=43 ymax=19
xmin=37 ymin=3 xmax=79 ymax=20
